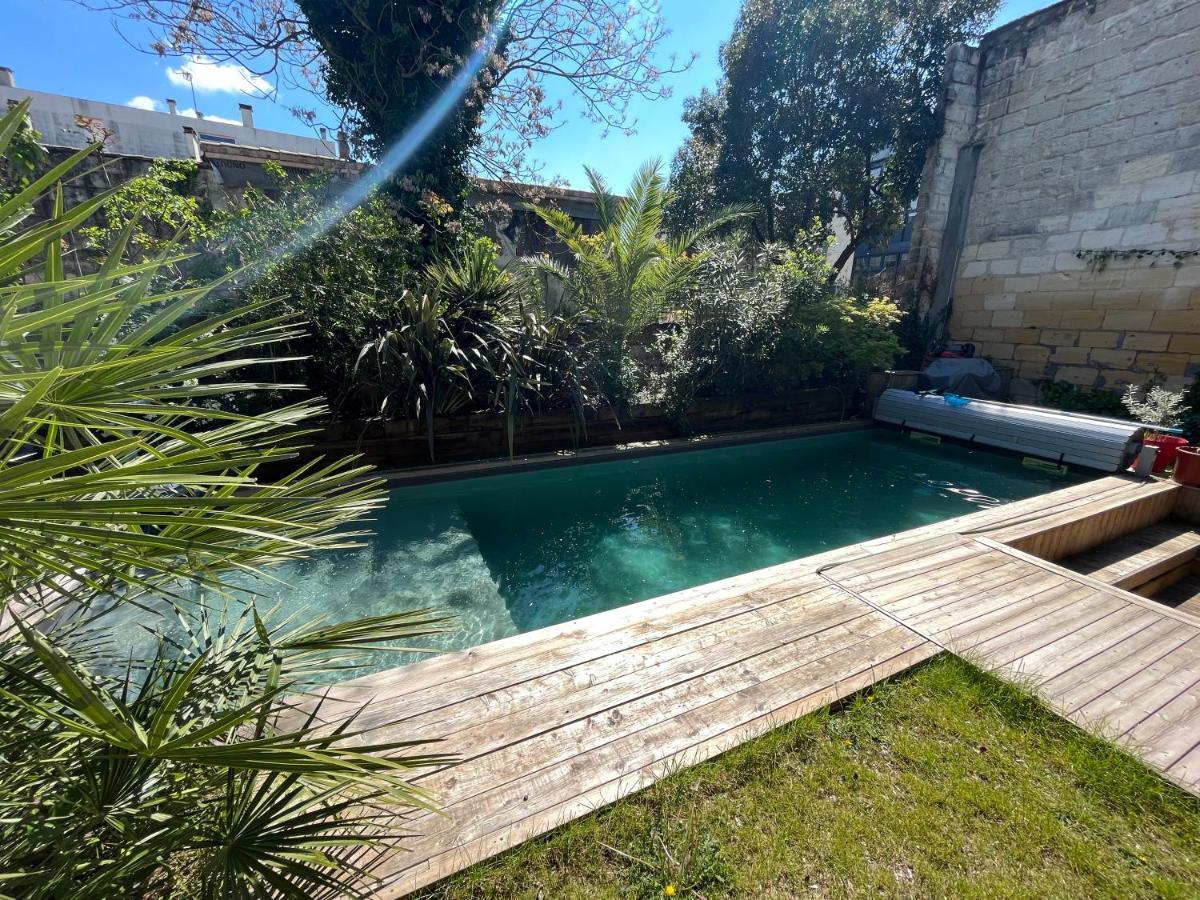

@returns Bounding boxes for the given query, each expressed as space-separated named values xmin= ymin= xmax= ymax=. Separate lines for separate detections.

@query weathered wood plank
xmin=375 ymin=624 xmax=934 ymax=896
xmin=402 ymin=588 xmax=860 ymax=754
xmin=993 ymin=480 xmax=1179 ymax=559
xmin=302 ymin=474 xmax=1200 ymax=898
xmin=1038 ymin=616 xmax=1192 ymax=712
xmin=1063 ymin=520 xmax=1200 ymax=590
xmin=406 ymin=610 xmax=899 ymax=827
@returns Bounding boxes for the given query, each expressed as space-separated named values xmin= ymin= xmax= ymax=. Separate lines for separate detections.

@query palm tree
xmin=528 ymin=160 xmax=755 ymax=349
xmin=0 ymin=98 xmax=447 ymax=898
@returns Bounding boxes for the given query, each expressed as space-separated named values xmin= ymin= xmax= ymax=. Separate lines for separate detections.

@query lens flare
xmin=254 ymin=0 xmax=518 ymax=270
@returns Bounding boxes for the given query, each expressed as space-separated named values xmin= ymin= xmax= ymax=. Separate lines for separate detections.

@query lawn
xmin=414 ymin=655 xmax=1200 ymax=899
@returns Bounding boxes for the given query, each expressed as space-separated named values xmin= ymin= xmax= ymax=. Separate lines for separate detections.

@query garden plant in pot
xmin=1123 ymin=384 xmax=1188 ymax=474
xmin=1177 ymin=380 xmax=1200 ymax=487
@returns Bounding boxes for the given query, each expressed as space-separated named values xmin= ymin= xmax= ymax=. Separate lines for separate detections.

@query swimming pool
xmin=257 ymin=428 xmax=1086 ymax=667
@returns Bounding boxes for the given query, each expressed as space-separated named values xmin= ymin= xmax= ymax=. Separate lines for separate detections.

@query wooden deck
xmin=315 ymin=475 xmax=1199 ymax=897
xmin=825 ymin=532 xmax=1200 ymax=792
xmin=1159 ymin=572 xmax=1200 ymax=617
xmin=1061 ymin=521 xmax=1200 ymax=592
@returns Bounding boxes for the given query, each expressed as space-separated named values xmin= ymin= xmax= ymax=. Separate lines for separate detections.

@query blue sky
xmin=3 ymin=0 xmax=1049 ymax=189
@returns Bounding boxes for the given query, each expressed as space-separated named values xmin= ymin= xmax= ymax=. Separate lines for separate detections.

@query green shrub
xmin=1122 ymin=383 xmax=1186 ymax=428
xmin=527 ymin=161 xmax=754 ymax=405
xmin=80 ymin=158 xmax=215 ymax=257
xmin=772 ymin=294 xmax=904 ymax=387
xmin=643 ymin=238 xmax=902 ymax=424
xmin=1038 ymin=381 xmax=1130 ymax=418
xmin=204 ymin=169 xmax=430 ymax=417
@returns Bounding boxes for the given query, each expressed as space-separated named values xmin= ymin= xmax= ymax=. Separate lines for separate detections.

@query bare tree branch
xmin=68 ymin=0 xmax=693 ymax=184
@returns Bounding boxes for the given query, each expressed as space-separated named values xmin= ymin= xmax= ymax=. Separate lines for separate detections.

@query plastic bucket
xmin=1174 ymin=445 xmax=1200 ymax=487
xmin=1143 ymin=434 xmax=1189 ymax=473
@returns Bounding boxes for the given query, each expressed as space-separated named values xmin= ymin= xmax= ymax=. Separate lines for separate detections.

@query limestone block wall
xmin=909 ymin=0 xmax=1200 ymax=397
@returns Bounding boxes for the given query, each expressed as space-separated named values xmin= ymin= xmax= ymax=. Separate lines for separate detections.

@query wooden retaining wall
xmin=308 ymin=388 xmax=852 ymax=469
xmin=1176 ymin=485 xmax=1200 ymax=525
xmin=996 ymin=480 xmax=1180 ymax=561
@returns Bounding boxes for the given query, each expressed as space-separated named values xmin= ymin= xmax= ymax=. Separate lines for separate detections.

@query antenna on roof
xmin=181 ymin=69 xmax=201 ymax=119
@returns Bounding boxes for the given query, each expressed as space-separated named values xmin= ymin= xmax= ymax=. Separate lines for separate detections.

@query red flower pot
xmin=1174 ymin=445 xmax=1200 ymax=487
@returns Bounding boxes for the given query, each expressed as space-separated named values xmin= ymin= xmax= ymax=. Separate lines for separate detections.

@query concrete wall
xmin=908 ymin=0 xmax=1200 ymax=399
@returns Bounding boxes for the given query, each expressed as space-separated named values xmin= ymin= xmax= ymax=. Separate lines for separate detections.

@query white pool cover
xmin=873 ymin=389 xmax=1146 ymax=472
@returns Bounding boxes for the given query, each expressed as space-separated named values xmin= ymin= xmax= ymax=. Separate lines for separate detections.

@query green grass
xmin=415 ymin=655 xmax=1200 ymax=899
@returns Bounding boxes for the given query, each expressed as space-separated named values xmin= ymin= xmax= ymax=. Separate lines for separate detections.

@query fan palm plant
xmin=527 ymin=161 xmax=756 ymax=363
xmin=0 ymin=98 xmax=449 ymax=897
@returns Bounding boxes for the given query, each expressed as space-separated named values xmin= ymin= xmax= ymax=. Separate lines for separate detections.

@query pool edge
xmin=376 ymin=419 xmax=875 ymax=486
xmin=322 ymin=472 xmax=1132 ymax=701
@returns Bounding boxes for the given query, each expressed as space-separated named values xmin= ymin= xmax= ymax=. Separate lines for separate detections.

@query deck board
xmin=305 ymin=474 xmax=1200 ymax=897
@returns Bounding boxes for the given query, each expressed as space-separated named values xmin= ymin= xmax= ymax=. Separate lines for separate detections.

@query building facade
xmin=0 ymin=66 xmax=341 ymax=161
xmin=2 ymin=68 xmax=601 ymax=264
xmin=907 ymin=0 xmax=1200 ymax=399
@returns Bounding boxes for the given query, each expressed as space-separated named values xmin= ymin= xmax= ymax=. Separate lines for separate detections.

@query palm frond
xmin=0 ymin=98 xmax=454 ymax=897
xmin=671 ymin=201 xmax=760 ymax=253
xmin=529 ymin=159 xmax=750 ymax=346
xmin=583 ymin=165 xmax=620 ymax=230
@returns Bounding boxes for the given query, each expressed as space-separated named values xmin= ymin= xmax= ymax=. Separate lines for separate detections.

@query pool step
xmin=994 ymin=479 xmax=1180 ymax=561
xmin=1060 ymin=521 xmax=1200 ymax=595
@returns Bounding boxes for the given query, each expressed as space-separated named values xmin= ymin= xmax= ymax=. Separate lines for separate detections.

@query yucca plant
xmin=359 ymin=237 xmax=593 ymax=460
xmin=0 ymin=98 xmax=449 ymax=898
xmin=527 ymin=161 xmax=755 ymax=367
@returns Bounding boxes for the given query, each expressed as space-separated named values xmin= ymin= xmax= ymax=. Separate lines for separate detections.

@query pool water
xmin=254 ymin=429 xmax=1086 ymax=667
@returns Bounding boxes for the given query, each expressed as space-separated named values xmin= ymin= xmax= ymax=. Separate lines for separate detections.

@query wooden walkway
xmin=825 ymin=532 xmax=1200 ymax=792
xmin=316 ymin=475 xmax=1199 ymax=897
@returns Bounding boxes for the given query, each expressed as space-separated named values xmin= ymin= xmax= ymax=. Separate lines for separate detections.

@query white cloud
xmin=166 ymin=55 xmax=270 ymax=94
xmin=177 ymin=107 xmax=242 ymax=126
xmin=127 ymin=95 xmax=162 ymax=111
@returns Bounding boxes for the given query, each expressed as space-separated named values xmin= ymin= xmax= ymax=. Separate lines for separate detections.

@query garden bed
xmin=414 ymin=655 xmax=1200 ymax=899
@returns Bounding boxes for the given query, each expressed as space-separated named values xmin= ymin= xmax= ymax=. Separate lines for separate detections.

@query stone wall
xmin=908 ymin=0 xmax=1200 ymax=399
xmin=30 ymin=146 xmax=595 ymax=273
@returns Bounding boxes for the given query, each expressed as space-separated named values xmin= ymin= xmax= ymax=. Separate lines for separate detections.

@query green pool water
xmin=251 ymin=428 xmax=1086 ymax=667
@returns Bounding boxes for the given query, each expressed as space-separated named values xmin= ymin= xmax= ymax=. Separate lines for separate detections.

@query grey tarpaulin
xmin=920 ymin=357 xmax=1005 ymax=400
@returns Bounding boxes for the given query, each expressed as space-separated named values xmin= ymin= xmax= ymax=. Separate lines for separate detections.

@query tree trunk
xmin=764 ymin=183 xmax=775 ymax=243
xmin=829 ymin=237 xmax=858 ymax=282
